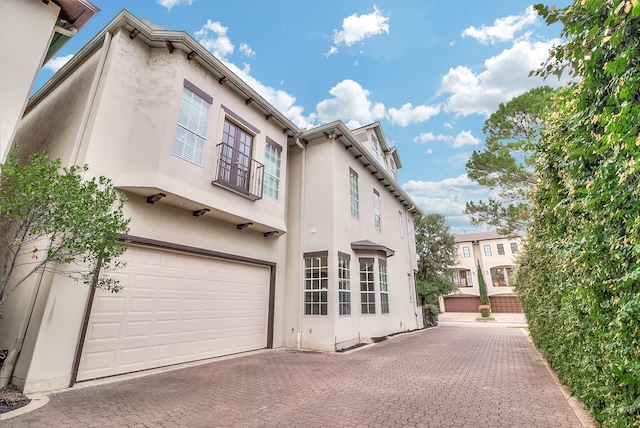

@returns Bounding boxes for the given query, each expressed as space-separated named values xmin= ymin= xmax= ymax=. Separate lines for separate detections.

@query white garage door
xmin=77 ymin=245 xmax=270 ymax=381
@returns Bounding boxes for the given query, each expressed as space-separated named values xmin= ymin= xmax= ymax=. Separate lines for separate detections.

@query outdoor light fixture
xmin=264 ymin=231 xmax=277 ymax=238
xmin=146 ymin=193 xmax=166 ymax=204
xmin=192 ymin=208 xmax=210 ymax=217
xmin=323 ymin=131 xmax=342 ymax=140
xmin=237 ymin=222 xmax=253 ymax=230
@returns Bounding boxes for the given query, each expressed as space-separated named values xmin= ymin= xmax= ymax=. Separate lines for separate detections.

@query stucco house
xmin=0 ymin=0 xmax=100 ymax=161
xmin=0 ymin=10 xmax=423 ymax=393
xmin=440 ymin=231 xmax=522 ymax=313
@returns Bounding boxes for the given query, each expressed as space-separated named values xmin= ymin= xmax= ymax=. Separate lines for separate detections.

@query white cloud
xmin=43 ymin=54 xmax=74 ymax=73
xmin=315 ymin=79 xmax=385 ymax=128
xmin=462 ymin=6 xmax=538 ymax=44
xmin=157 ymin=0 xmax=192 ymax=11
xmin=387 ymin=103 xmax=440 ymax=127
xmin=451 ymin=130 xmax=481 ymax=148
xmin=239 ymin=43 xmax=255 ymax=57
xmin=414 ymin=130 xmax=481 ymax=147
xmin=222 ymin=62 xmax=315 ymax=129
xmin=439 ymin=38 xmax=564 ymax=116
xmin=327 ymin=6 xmax=390 ymax=56
xmin=425 ymin=148 xmax=433 ymax=154
xmin=195 ymin=20 xmax=234 ymax=60
xmin=403 ymin=175 xmax=491 ymax=233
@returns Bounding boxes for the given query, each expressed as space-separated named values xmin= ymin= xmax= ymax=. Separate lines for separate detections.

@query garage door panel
xmin=78 ymin=245 xmax=270 ymax=381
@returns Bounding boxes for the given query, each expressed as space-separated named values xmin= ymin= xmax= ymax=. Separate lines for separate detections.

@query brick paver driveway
xmin=6 ymin=323 xmax=588 ymax=427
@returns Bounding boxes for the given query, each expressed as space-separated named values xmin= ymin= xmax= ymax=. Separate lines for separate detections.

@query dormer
xmin=351 ymin=122 xmax=402 ymax=181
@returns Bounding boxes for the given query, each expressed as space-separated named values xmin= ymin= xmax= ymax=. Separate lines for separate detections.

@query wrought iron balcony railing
xmin=212 ymin=142 xmax=264 ymax=200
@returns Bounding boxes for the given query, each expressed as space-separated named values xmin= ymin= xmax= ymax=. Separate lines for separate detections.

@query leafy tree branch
xmin=0 ymin=152 xmax=131 ymax=312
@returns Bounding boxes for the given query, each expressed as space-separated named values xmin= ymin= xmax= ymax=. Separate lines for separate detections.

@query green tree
xmin=476 ymin=260 xmax=489 ymax=306
xmin=465 ymin=86 xmax=555 ymax=235
xmin=517 ymin=2 xmax=640 ymax=426
xmin=0 ymin=152 xmax=131 ymax=312
xmin=414 ymin=213 xmax=457 ymax=306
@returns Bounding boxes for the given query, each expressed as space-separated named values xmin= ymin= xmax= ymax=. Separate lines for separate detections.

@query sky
xmin=36 ymin=0 xmax=571 ymax=234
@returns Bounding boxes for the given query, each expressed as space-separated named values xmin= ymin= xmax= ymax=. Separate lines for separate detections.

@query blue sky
xmin=37 ymin=0 xmax=569 ymax=234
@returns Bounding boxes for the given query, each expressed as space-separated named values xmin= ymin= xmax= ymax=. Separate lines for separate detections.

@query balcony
xmin=212 ymin=142 xmax=264 ymax=200
xmin=453 ymin=269 xmax=473 ymax=288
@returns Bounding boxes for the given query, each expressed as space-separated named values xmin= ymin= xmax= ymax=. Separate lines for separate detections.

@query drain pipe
xmin=406 ymin=205 xmax=421 ymax=328
xmin=294 ymin=136 xmax=306 ymax=350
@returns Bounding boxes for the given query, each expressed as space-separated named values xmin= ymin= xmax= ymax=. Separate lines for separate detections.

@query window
xmin=304 ymin=253 xmax=328 ymax=315
xmin=172 ymin=83 xmax=211 ymax=165
xmin=263 ymin=140 xmax=281 ymax=200
xmin=219 ymin=119 xmax=254 ymax=191
xmin=484 ymin=245 xmax=492 ymax=256
xmin=463 ymin=246 xmax=470 ymax=258
xmin=511 ymin=242 xmax=519 ymax=253
xmin=407 ymin=274 xmax=413 ymax=303
xmin=373 ymin=189 xmax=381 ymax=232
xmin=338 ymin=254 xmax=351 ymax=316
xmin=490 ymin=266 xmax=514 ymax=287
xmin=372 ymin=135 xmax=379 ymax=159
xmin=453 ymin=269 xmax=473 ymax=287
xmin=360 ymin=259 xmax=375 ymax=314
xmin=390 ymin=159 xmax=397 ymax=181
xmin=497 ymin=243 xmax=505 ymax=255
xmin=350 ymin=169 xmax=359 ymax=219
xmin=399 ymin=211 xmax=405 ymax=238
xmin=379 ymin=261 xmax=389 ymax=314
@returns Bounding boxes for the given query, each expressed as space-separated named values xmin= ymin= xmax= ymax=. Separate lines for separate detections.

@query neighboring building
xmin=0 ymin=0 xmax=99 ymax=161
xmin=0 ymin=10 xmax=423 ymax=393
xmin=441 ymin=231 xmax=522 ymax=313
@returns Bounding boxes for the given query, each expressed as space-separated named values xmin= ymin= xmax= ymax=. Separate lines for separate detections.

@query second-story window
xmin=463 ymin=246 xmax=470 ymax=258
xmin=172 ymin=83 xmax=212 ymax=166
xmin=373 ymin=189 xmax=381 ymax=232
xmin=510 ymin=242 xmax=519 ymax=253
xmin=350 ymin=169 xmax=359 ymax=219
xmin=497 ymin=243 xmax=505 ymax=255
xmin=484 ymin=245 xmax=492 ymax=256
xmin=220 ymin=119 xmax=254 ymax=191
xmin=399 ymin=211 xmax=405 ymax=238
xmin=263 ymin=140 xmax=281 ymax=200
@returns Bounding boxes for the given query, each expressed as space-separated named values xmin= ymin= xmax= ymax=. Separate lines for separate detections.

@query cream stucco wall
xmin=4 ymin=11 xmax=422 ymax=392
xmin=0 ymin=0 xmax=60 ymax=160
xmin=286 ymin=136 xmax=421 ymax=351
xmin=453 ymin=234 xmax=521 ymax=297
xmin=5 ymin=27 xmax=291 ymax=392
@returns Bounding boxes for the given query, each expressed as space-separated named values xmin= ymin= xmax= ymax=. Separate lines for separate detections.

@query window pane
xmin=303 ymin=256 xmax=328 ymax=315
xmin=172 ymin=87 xmax=210 ymax=166
xmin=350 ymin=170 xmax=359 ymax=219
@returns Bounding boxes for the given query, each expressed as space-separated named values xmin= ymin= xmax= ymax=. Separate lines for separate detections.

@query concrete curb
xmin=0 ymin=392 xmax=49 ymax=421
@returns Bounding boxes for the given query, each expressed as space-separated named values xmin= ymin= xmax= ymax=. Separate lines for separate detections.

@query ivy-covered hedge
xmin=516 ymin=2 xmax=640 ymax=427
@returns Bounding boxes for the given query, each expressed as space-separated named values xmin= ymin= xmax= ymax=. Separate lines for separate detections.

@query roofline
xmin=27 ymin=9 xmax=299 ymax=136
xmin=297 ymin=121 xmax=422 ymax=216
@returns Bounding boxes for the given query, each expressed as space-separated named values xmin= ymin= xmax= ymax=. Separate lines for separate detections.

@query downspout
xmin=71 ymin=31 xmax=112 ymax=165
xmin=294 ymin=137 xmax=305 ymax=350
xmin=405 ymin=204 xmax=421 ymax=329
